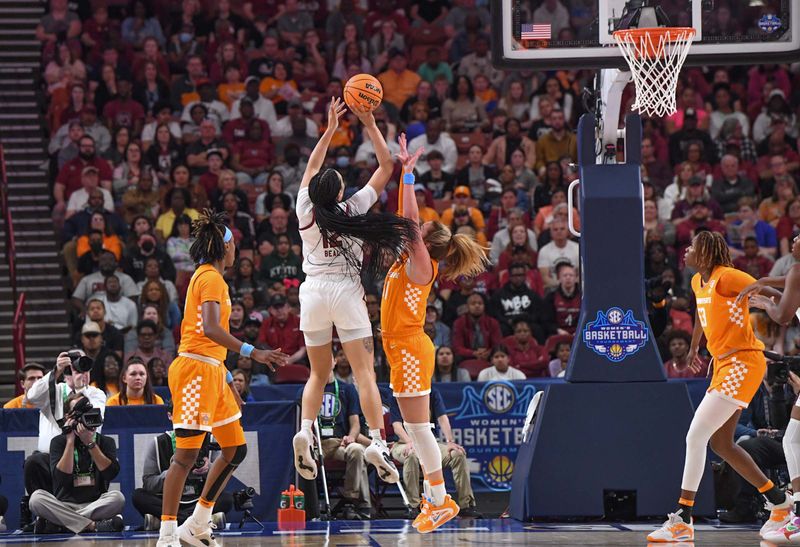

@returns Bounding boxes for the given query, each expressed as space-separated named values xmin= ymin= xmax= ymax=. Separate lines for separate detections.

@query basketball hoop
xmin=613 ymin=27 xmax=696 ymax=118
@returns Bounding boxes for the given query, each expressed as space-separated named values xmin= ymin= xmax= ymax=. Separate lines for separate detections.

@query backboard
xmin=492 ymin=0 xmax=800 ymax=70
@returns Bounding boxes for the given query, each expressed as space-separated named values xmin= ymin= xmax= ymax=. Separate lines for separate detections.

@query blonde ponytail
xmin=424 ymin=221 xmax=488 ymax=281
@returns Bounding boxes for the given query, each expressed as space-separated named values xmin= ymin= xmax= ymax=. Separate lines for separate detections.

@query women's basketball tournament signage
xmin=581 ymin=307 xmax=649 ymax=362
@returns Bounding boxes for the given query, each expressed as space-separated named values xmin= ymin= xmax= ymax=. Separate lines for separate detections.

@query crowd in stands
xmin=20 ymin=0 xmax=800 ymax=398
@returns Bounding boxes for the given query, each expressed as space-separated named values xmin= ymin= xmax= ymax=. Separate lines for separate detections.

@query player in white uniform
xmin=292 ymin=98 xmax=416 ymax=483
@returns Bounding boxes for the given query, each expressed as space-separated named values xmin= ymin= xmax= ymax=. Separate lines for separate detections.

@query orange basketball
xmin=343 ymin=74 xmax=383 ymax=112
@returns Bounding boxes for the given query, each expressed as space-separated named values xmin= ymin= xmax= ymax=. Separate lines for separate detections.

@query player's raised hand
xmin=325 ymin=97 xmax=346 ymax=133
xmin=351 ymin=103 xmax=376 ymax=127
xmin=736 ymin=280 xmax=764 ymax=304
xmin=252 ymin=347 xmax=289 ymax=371
xmin=396 ymin=133 xmax=424 ymax=172
xmin=748 ymin=294 xmax=775 ymax=311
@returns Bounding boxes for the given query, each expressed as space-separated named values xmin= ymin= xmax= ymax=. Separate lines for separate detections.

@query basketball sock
xmin=423 ymin=479 xmax=432 ymax=502
xmin=759 ymin=480 xmax=785 ymax=505
xmin=429 ymin=479 xmax=447 ymax=507
xmin=793 ymin=492 xmax=800 ymax=515
xmin=369 ymin=429 xmax=384 ymax=444
xmin=159 ymin=515 xmax=177 ymax=536
xmin=677 ymin=498 xmax=694 ymax=524
xmin=192 ymin=498 xmax=213 ymax=524
xmin=301 ymin=419 xmax=313 ymax=433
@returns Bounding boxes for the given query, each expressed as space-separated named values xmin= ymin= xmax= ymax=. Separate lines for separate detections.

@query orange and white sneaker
xmin=646 ymin=511 xmax=694 ymax=543
xmin=412 ymin=499 xmax=431 ymax=529
xmin=761 ymin=493 xmax=793 ymax=539
xmin=416 ymin=495 xmax=459 ymax=534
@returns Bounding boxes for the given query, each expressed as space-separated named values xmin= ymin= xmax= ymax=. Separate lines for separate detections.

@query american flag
xmin=521 ymin=23 xmax=551 ymax=40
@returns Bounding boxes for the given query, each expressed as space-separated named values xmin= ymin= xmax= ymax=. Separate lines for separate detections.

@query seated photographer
xmin=296 ymin=361 xmax=371 ymax=519
xmin=389 ymin=387 xmax=481 ymax=517
xmin=106 ymin=356 xmax=165 ymax=406
xmin=29 ymin=392 xmax=124 ymax=534
xmin=3 ymin=362 xmax=45 ymax=408
xmin=717 ymin=366 xmax=797 ymax=524
xmin=20 ymin=351 xmax=106 ymax=530
xmin=133 ymin=405 xmax=232 ymax=530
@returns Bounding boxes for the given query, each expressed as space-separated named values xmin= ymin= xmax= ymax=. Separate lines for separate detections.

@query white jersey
xmin=296 ymin=185 xmax=378 ymax=278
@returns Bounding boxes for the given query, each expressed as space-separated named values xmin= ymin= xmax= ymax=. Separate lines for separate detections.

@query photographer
xmin=20 ymin=351 xmax=106 ymax=530
xmin=132 ymin=405 xmax=232 ymax=529
xmin=644 ymin=273 xmax=670 ymax=341
xmin=717 ymin=365 xmax=797 ymax=523
xmin=28 ymin=392 xmax=124 ymax=534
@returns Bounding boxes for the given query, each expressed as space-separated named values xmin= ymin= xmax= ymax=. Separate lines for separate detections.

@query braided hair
xmin=308 ymin=169 xmax=416 ymax=282
xmin=692 ymin=230 xmax=733 ymax=273
xmin=190 ymin=209 xmax=229 ymax=265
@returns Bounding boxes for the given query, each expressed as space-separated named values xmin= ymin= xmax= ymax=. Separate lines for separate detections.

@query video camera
xmin=65 ymin=350 xmax=93 ymax=374
xmin=644 ymin=276 xmax=672 ymax=303
xmin=764 ymin=351 xmax=800 ymax=385
xmin=61 ymin=396 xmax=103 ymax=433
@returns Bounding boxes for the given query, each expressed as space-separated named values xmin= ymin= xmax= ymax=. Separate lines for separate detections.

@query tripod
xmin=237 ymin=508 xmax=263 ymax=530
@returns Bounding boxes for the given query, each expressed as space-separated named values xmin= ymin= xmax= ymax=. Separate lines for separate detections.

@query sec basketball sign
xmin=582 ymin=307 xmax=649 ymax=363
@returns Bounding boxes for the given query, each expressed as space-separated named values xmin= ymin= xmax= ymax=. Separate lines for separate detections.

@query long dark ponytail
xmin=309 ymin=168 xmax=416 ymax=281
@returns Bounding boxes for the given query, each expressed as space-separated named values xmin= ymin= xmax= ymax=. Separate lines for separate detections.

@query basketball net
xmin=613 ymin=27 xmax=696 ymax=118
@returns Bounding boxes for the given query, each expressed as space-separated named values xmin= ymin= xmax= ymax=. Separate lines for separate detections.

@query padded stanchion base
xmin=509 ymin=381 xmax=714 ymax=519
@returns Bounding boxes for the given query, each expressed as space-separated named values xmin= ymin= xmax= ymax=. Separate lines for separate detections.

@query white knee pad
xmin=337 ymin=326 xmax=374 ymax=344
xmin=405 ymin=422 xmax=443 ymax=476
xmin=303 ymin=327 xmax=333 ymax=346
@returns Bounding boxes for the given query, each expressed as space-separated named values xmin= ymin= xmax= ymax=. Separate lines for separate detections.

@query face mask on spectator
xmin=179 ymin=32 xmax=194 ymax=43
xmin=141 ymin=239 xmax=155 ymax=254
xmin=90 ymin=241 xmax=103 ymax=253
xmin=336 ymin=157 xmax=350 ymax=168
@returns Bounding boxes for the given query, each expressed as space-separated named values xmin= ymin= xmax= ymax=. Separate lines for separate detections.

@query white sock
xmin=681 ymin=394 xmax=742 ymax=492
xmin=369 ymin=429 xmax=383 ymax=444
xmin=783 ymin=419 xmax=800 ymax=484
xmin=423 ymin=479 xmax=432 ymax=502
xmin=301 ymin=419 xmax=313 ymax=433
xmin=192 ymin=502 xmax=212 ymax=525
xmin=159 ymin=519 xmax=177 ymax=537
xmin=405 ymin=422 xmax=445 ymax=505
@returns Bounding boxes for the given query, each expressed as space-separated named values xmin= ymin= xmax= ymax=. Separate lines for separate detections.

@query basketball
xmin=343 ymin=73 xmax=383 ymax=112
xmin=487 ymin=455 xmax=514 ymax=483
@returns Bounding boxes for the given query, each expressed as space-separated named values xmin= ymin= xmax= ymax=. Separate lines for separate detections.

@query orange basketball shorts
xmin=383 ymin=332 xmax=435 ymax=398
xmin=707 ymin=349 xmax=766 ymax=408
xmin=169 ymin=353 xmax=244 ymax=447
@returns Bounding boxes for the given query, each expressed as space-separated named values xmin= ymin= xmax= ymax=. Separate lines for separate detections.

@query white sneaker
xmin=365 ymin=441 xmax=399 ymax=484
xmin=0 ymin=516 xmax=6 ymax=532
xmin=763 ymin=513 xmax=800 ymax=544
xmin=155 ymin=535 xmax=181 ymax=547
xmin=293 ymin=429 xmax=317 ymax=480
xmin=178 ymin=516 xmax=219 ymax=547
xmin=646 ymin=510 xmax=694 ymax=543
xmin=761 ymin=493 xmax=794 ymax=539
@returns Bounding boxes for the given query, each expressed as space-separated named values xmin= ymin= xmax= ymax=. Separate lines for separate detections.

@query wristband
xmin=240 ymin=342 xmax=254 ymax=358
xmin=226 ymin=370 xmax=233 ymax=383
xmin=403 ymin=172 xmax=415 ymax=185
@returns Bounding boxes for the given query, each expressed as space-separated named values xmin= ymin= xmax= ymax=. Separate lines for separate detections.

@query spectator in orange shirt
xmin=3 ymin=363 xmax=45 ymax=409
xmin=378 ymin=49 xmax=421 ymax=111
xmin=106 ymin=356 xmax=165 ymax=406
xmin=440 ymin=186 xmax=485 ymax=232
xmin=413 ymin=184 xmax=440 ymax=223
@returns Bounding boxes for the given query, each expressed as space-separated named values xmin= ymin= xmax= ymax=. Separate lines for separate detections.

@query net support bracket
xmin=598 ymin=68 xmax=632 ymax=162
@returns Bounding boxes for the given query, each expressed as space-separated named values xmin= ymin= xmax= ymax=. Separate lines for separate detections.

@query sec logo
xmin=483 ymin=382 xmax=516 ymax=414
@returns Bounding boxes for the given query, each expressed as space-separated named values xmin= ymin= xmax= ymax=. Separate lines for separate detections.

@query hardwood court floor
xmin=0 ymin=520 xmax=769 ymax=546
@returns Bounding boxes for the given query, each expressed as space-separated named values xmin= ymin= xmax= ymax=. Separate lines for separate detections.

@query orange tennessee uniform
xmin=170 ymin=264 xmax=243 ymax=445
xmin=178 ymin=264 xmax=232 ymax=363
xmin=692 ymin=266 xmax=766 ymax=407
xmin=380 ymin=176 xmax=440 ymax=396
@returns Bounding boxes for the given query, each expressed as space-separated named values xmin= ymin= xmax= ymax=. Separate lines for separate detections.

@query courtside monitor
xmin=492 ymin=0 xmax=800 ymax=70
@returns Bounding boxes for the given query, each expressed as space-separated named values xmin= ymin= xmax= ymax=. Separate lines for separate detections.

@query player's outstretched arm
xmin=396 ymin=133 xmax=432 ymax=284
xmin=355 ymin=105 xmax=394 ymax=195
xmin=300 ymin=97 xmax=346 ymax=189
xmin=750 ymin=265 xmax=800 ymax=326
xmin=736 ymin=276 xmax=787 ymax=304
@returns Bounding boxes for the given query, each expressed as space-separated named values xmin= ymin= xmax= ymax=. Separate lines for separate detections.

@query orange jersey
xmin=691 ymin=266 xmax=764 ymax=358
xmin=381 ymin=256 xmax=439 ymax=337
xmin=178 ymin=264 xmax=231 ymax=362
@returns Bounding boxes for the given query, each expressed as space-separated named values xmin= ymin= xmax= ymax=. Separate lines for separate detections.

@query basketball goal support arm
xmin=598 ymin=68 xmax=633 ymax=159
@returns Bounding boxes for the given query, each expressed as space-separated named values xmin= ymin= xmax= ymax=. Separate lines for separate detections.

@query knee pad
xmin=304 ymin=327 xmax=333 ymax=346
xmin=225 ymin=443 xmax=247 ymax=467
xmin=337 ymin=326 xmax=373 ymax=344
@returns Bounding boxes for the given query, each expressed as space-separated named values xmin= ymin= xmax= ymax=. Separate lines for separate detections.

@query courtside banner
xmin=0 ymin=402 xmax=296 ymax=528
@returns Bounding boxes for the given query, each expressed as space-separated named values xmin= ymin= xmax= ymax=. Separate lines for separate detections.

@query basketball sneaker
xmin=646 ymin=511 xmax=694 ymax=542
xmin=416 ymin=495 xmax=459 ymax=534
xmin=292 ymin=428 xmax=317 ymax=480
xmin=763 ymin=513 xmax=800 ymax=544
xmin=155 ymin=535 xmax=180 ymax=547
xmin=177 ymin=515 xmax=219 ymax=547
xmin=413 ymin=498 xmax=431 ymax=529
xmin=761 ymin=493 xmax=793 ymax=539
xmin=365 ymin=441 xmax=399 ymax=483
